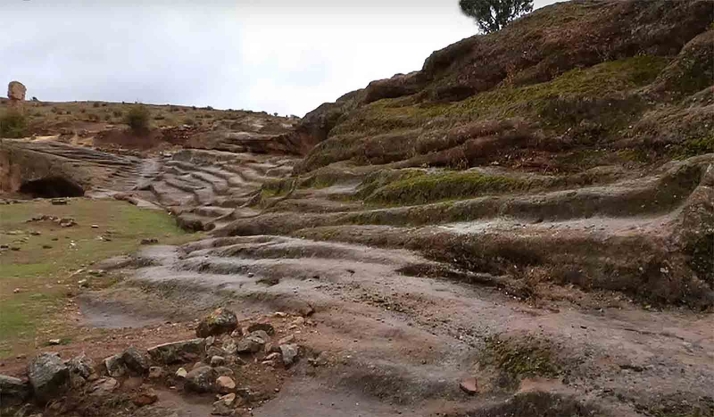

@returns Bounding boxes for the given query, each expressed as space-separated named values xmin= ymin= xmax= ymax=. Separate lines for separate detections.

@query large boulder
xmin=196 ymin=308 xmax=238 ymax=338
xmin=7 ymin=81 xmax=26 ymax=101
xmin=184 ymin=366 xmax=218 ymax=393
xmin=0 ymin=374 xmax=30 ymax=406
xmin=148 ymin=338 xmax=205 ymax=364
xmin=27 ymin=353 xmax=69 ymax=403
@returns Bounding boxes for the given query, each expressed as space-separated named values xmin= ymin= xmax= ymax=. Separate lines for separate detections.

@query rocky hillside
xmin=1 ymin=2 xmax=713 ymax=416
xmin=224 ymin=0 xmax=713 ymax=307
xmin=292 ymin=0 xmax=712 ymax=169
xmin=0 ymin=98 xmax=299 ymax=154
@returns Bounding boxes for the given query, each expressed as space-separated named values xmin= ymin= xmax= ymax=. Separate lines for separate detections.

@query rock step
xmin=191 ymin=206 xmax=235 ymax=218
xmin=149 ymin=182 xmax=197 ymax=206
xmin=175 ymin=212 xmax=217 ymax=232
xmin=189 ymin=171 xmax=229 ymax=193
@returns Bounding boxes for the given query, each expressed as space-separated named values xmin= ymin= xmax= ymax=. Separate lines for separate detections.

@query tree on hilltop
xmin=459 ymin=0 xmax=533 ymax=33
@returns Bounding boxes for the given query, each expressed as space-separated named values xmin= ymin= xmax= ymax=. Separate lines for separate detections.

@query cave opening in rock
xmin=19 ymin=176 xmax=85 ymax=198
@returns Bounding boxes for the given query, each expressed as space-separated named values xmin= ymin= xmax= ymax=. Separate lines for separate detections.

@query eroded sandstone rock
xmin=184 ymin=366 xmax=217 ymax=393
xmin=7 ymin=81 xmax=26 ymax=102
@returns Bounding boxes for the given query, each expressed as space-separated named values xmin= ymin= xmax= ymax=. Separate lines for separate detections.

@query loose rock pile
xmin=0 ymin=309 xmax=311 ymax=417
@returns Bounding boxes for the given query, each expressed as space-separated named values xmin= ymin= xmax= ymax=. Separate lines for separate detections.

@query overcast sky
xmin=1 ymin=0 xmax=561 ymax=116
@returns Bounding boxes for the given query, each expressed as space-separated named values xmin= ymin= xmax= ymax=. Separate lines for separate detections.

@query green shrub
xmin=0 ymin=110 xmax=28 ymax=138
xmin=124 ymin=104 xmax=151 ymax=134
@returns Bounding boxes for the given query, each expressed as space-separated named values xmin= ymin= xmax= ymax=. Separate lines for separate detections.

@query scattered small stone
xmin=252 ymin=329 xmax=271 ymax=341
xmin=212 ymin=398 xmax=235 ymax=416
xmin=459 ymin=377 xmax=478 ymax=395
xmin=0 ymin=244 xmax=8 ymax=249
xmin=216 ymin=375 xmax=236 ymax=394
xmin=30 ymin=231 xmax=41 ymax=236
xmin=214 ymin=366 xmax=235 ymax=377
xmin=140 ymin=238 xmax=158 ymax=245
xmin=308 ymin=352 xmax=329 ymax=367
xmin=59 ymin=218 xmax=76 ymax=227
xmin=205 ymin=335 xmax=216 ymax=346
xmin=66 ymin=354 xmax=94 ymax=381
xmin=273 ymin=312 xmax=287 ymax=318
xmin=148 ymin=366 xmax=164 ymax=379
xmin=210 ymin=356 xmax=226 ymax=367
xmin=13 ymin=288 xmax=20 ymax=294
xmin=48 ymin=339 xmax=61 ymax=346
xmin=230 ymin=329 xmax=242 ymax=338
xmin=78 ymin=279 xmax=89 ymax=288
xmin=51 ymin=199 xmax=68 ymax=205
xmin=132 ymin=389 xmax=158 ymax=407
xmin=279 ymin=344 xmax=299 ymax=367
xmin=175 ymin=368 xmax=188 ymax=378
xmin=148 ymin=338 xmax=206 ymax=364
xmin=103 ymin=354 xmax=127 ymax=378
xmin=122 ymin=346 xmax=151 ymax=375
xmin=236 ymin=335 xmax=265 ymax=354
xmin=10 ymin=247 xmax=20 ymax=251
xmin=90 ymin=378 xmax=118 ymax=396
xmin=247 ymin=322 xmax=275 ymax=336
xmin=220 ymin=393 xmax=237 ymax=406
xmin=184 ymin=366 xmax=218 ymax=393
xmin=42 ymin=245 xmax=52 ymax=249
xmin=197 ymin=308 xmax=239 ymax=338
xmin=91 ymin=225 xmax=99 ymax=229
xmin=222 ymin=339 xmax=237 ymax=355
xmin=265 ymin=352 xmax=280 ymax=361
xmin=206 ymin=346 xmax=225 ymax=359
xmin=278 ymin=334 xmax=295 ymax=345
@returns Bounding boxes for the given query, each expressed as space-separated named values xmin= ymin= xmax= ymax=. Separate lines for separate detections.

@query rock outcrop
xmin=7 ymin=81 xmax=26 ymax=108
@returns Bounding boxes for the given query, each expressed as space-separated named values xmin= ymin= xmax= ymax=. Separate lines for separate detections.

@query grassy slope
xmin=0 ymin=199 xmax=195 ymax=357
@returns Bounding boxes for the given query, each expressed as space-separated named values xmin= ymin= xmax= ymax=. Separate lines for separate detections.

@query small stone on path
xmin=459 ymin=377 xmax=478 ymax=395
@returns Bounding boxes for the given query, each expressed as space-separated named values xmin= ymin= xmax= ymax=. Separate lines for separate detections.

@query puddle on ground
xmin=78 ymin=298 xmax=166 ymax=329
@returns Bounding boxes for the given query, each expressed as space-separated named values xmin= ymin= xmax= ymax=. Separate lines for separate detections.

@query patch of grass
xmin=480 ymin=335 xmax=561 ymax=386
xmin=672 ymin=134 xmax=714 ymax=159
xmin=334 ymin=55 xmax=669 ymax=138
xmin=356 ymin=169 xmax=427 ymax=200
xmin=0 ymin=199 xmax=193 ymax=358
xmin=366 ymin=171 xmax=527 ymax=205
